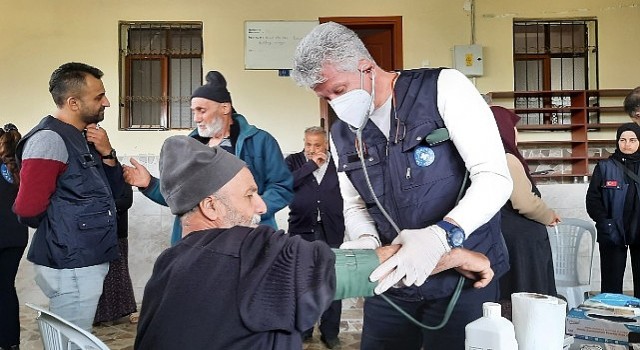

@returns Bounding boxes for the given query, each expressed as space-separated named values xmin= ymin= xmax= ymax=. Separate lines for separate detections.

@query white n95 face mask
xmin=329 ymin=69 xmax=376 ymax=129
xmin=329 ymin=89 xmax=372 ymax=129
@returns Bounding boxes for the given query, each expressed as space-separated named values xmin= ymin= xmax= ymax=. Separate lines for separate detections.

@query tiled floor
xmin=19 ymin=300 xmax=365 ymax=350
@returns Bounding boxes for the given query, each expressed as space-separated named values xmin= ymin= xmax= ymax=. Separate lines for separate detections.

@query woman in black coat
xmin=586 ymin=123 xmax=640 ymax=297
xmin=0 ymin=124 xmax=28 ymax=350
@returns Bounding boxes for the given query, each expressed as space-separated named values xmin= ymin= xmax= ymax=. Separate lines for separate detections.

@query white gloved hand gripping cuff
xmin=339 ymin=234 xmax=381 ymax=250
xmin=369 ymin=225 xmax=450 ymax=295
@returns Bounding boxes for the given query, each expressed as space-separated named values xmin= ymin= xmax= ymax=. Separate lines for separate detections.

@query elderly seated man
xmin=134 ymin=136 xmax=494 ymax=350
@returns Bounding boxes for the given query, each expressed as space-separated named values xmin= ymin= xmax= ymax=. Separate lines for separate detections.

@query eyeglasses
xmin=3 ymin=123 xmax=17 ymax=132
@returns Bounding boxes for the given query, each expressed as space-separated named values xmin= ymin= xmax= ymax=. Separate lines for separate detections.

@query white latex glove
xmin=370 ymin=225 xmax=450 ymax=295
xmin=339 ymin=234 xmax=381 ymax=250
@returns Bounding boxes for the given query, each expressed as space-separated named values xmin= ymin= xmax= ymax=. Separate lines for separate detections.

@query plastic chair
xmin=547 ymin=218 xmax=596 ymax=310
xmin=25 ymin=303 xmax=110 ymax=350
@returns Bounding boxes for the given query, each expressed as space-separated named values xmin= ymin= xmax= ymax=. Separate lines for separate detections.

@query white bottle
xmin=465 ymin=302 xmax=518 ymax=350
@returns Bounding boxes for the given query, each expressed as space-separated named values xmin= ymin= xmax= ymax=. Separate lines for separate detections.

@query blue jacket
xmin=587 ymin=159 xmax=640 ymax=246
xmin=285 ymin=151 xmax=344 ymax=247
xmin=142 ymin=114 xmax=293 ymax=244
xmin=331 ymin=68 xmax=508 ymax=300
xmin=16 ymin=116 xmax=121 ymax=268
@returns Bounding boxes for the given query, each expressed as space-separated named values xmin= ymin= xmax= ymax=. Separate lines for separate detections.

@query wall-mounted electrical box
xmin=453 ymin=45 xmax=484 ymax=77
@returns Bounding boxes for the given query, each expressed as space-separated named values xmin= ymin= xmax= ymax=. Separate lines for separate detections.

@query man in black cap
xmin=134 ymin=136 xmax=495 ymax=350
xmin=123 ymin=71 xmax=293 ymax=245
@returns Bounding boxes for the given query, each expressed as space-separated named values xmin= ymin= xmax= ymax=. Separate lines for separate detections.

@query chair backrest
xmin=25 ymin=303 xmax=110 ymax=350
xmin=547 ymin=218 xmax=596 ymax=286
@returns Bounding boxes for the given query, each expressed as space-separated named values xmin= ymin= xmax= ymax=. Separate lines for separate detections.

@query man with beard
xmin=14 ymin=62 xmax=124 ymax=332
xmin=134 ymin=136 xmax=495 ymax=350
xmin=123 ymin=70 xmax=293 ymax=245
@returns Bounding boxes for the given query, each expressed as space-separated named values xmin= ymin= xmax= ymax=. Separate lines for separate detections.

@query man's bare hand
xmin=85 ymin=123 xmax=114 ymax=164
xmin=548 ymin=211 xmax=562 ymax=227
xmin=432 ymin=248 xmax=494 ymax=288
xmin=123 ymin=158 xmax=151 ymax=188
xmin=375 ymin=244 xmax=401 ymax=263
xmin=307 ymin=152 xmax=327 ymax=167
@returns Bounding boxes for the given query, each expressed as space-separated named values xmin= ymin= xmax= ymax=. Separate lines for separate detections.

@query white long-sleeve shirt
xmin=332 ymin=69 xmax=512 ymax=241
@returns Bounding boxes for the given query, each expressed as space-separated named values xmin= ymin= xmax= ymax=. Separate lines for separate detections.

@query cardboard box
xmin=571 ymin=337 xmax=638 ymax=350
xmin=566 ymin=293 xmax=640 ymax=347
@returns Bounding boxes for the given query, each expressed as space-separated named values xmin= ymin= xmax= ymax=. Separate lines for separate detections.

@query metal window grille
xmin=119 ymin=22 xmax=203 ymax=130
xmin=513 ymin=20 xmax=599 ymax=125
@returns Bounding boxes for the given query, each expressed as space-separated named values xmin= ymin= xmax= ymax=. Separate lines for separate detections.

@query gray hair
xmin=292 ymin=22 xmax=374 ymax=88
xmin=304 ymin=126 xmax=326 ymax=137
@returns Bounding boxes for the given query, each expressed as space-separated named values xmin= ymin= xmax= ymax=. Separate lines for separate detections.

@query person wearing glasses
xmin=0 ymin=123 xmax=28 ymax=350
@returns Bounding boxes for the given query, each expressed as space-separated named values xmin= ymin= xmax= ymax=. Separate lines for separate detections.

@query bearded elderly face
xmin=214 ymin=168 xmax=266 ymax=228
xmin=191 ymin=97 xmax=232 ymax=139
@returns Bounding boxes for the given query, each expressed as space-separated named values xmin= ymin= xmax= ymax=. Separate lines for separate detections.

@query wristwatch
xmin=102 ymin=149 xmax=117 ymax=160
xmin=436 ymin=220 xmax=465 ymax=248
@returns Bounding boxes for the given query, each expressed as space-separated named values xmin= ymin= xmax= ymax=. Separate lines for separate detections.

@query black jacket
xmin=0 ymin=163 xmax=27 ymax=248
xmin=135 ymin=226 xmax=335 ymax=350
xmin=285 ymin=151 xmax=344 ymax=247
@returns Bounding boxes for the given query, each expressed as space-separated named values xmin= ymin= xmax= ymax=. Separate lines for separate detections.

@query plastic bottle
xmin=465 ymin=302 xmax=518 ymax=350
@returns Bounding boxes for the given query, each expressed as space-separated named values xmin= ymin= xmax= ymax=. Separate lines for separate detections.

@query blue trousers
xmin=360 ymin=279 xmax=500 ymax=350
xmin=34 ymin=263 xmax=109 ymax=331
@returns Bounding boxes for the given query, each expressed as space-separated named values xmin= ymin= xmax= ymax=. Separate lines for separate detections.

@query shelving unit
xmin=489 ymin=89 xmax=632 ymax=184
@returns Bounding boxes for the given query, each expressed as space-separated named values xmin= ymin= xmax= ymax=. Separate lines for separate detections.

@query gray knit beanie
xmin=159 ymin=136 xmax=245 ymax=215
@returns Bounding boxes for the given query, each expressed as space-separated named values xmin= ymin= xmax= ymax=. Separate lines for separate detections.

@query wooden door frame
xmin=317 ymin=16 xmax=403 ymax=130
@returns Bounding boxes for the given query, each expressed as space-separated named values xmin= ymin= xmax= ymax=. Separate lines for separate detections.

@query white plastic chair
xmin=25 ymin=303 xmax=110 ymax=350
xmin=547 ymin=218 xmax=596 ymax=310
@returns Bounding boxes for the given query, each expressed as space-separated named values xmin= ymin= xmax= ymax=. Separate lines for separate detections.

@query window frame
xmin=513 ymin=19 xmax=597 ymax=92
xmin=118 ymin=21 xmax=203 ymax=131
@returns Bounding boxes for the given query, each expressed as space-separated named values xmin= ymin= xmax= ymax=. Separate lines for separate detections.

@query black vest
xmin=17 ymin=116 xmax=118 ymax=268
xmin=331 ymin=68 xmax=508 ymax=300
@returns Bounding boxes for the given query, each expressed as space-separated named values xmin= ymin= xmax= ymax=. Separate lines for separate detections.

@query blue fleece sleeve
xmin=258 ymin=135 xmax=294 ymax=221
xmin=140 ymin=176 xmax=168 ymax=207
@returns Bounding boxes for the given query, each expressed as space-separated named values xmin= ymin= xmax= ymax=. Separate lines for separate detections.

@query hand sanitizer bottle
xmin=465 ymin=302 xmax=518 ymax=350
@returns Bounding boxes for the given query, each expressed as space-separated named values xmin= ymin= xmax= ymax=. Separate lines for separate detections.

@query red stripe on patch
xmin=605 ymin=180 xmax=618 ymax=187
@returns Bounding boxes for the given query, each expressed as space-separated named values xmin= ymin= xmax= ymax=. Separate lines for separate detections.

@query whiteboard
xmin=245 ymin=20 xmax=318 ymax=70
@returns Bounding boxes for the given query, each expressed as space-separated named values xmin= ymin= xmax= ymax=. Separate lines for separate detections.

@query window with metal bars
xmin=513 ymin=19 xmax=599 ymax=125
xmin=119 ymin=21 xmax=203 ymax=130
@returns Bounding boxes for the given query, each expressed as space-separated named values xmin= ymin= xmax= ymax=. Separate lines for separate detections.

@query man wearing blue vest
xmin=292 ymin=22 xmax=513 ymax=350
xmin=14 ymin=62 xmax=123 ymax=332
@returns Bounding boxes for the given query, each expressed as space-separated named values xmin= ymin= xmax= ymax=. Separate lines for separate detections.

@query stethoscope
xmin=351 ymin=69 xmax=468 ymax=330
